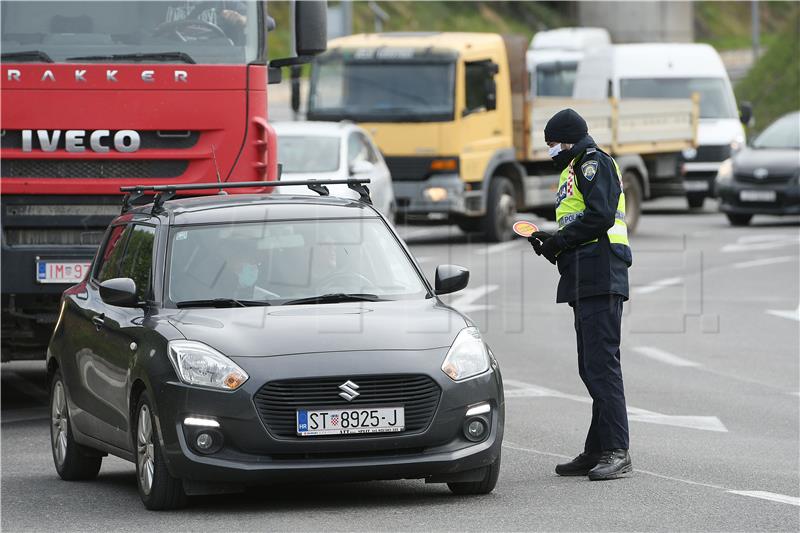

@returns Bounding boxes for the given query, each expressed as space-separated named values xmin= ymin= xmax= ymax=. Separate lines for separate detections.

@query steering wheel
xmin=154 ymin=18 xmax=228 ymax=42
xmin=318 ymin=272 xmax=379 ymax=293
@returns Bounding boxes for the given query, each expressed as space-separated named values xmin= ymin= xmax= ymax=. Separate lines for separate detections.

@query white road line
xmin=503 ymin=442 xmax=799 ymax=507
xmin=474 ymin=240 xmax=524 ymax=255
xmin=503 ymin=379 xmax=727 ymax=432
xmin=727 ymin=491 xmax=800 ymax=507
xmin=633 ymin=277 xmax=682 ymax=295
xmin=733 ymin=255 xmax=796 ymax=269
xmin=722 ymin=235 xmax=800 ymax=253
xmin=446 ymin=284 xmax=499 ymax=313
xmin=766 ymin=304 xmax=800 ymax=322
xmin=632 ymin=346 xmax=701 ymax=367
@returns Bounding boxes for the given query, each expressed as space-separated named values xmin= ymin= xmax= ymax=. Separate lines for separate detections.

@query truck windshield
xmin=166 ymin=219 xmax=429 ymax=306
xmin=619 ymin=77 xmax=738 ymax=119
xmin=309 ymin=57 xmax=455 ymax=122
xmin=0 ymin=1 xmax=260 ymax=65
xmin=535 ymin=61 xmax=578 ymax=97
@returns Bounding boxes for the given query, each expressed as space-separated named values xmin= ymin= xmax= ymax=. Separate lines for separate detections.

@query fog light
xmin=196 ymin=432 xmax=213 ymax=451
xmin=463 ymin=416 xmax=488 ymax=442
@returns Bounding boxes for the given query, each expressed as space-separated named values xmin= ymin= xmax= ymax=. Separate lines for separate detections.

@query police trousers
xmin=572 ymin=294 xmax=629 ymax=451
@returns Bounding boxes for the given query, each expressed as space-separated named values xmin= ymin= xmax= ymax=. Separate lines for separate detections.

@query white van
xmin=573 ymin=43 xmax=749 ymax=207
xmin=526 ymin=27 xmax=610 ymax=97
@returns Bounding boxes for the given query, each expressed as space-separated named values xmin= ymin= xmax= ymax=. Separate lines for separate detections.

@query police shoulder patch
xmin=581 ymin=160 xmax=598 ymax=181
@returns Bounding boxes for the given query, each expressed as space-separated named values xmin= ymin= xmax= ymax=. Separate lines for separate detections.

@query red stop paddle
xmin=512 ymin=220 xmax=539 ymax=238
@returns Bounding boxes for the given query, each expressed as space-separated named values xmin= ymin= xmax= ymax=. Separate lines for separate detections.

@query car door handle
xmin=92 ymin=315 xmax=105 ymax=330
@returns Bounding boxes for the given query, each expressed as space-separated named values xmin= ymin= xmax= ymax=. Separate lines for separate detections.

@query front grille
xmin=734 ymin=172 xmax=795 ymax=184
xmin=0 ymin=130 xmax=199 ymax=150
xmin=0 ymin=159 xmax=188 ymax=178
xmin=254 ymin=374 xmax=441 ymax=439
xmin=384 ymin=157 xmax=436 ymax=181
xmin=693 ymin=144 xmax=731 ymax=162
xmin=3 ymin=229 xmax=105 ymax=246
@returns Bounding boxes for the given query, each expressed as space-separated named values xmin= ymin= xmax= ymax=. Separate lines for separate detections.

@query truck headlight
xmin=716 ymin=158 xmax=734 ymax=184
xmin=168 ymin=340 xmax=248 ymax=391
xmin=441 ymin=327 xmax=490 ymax=381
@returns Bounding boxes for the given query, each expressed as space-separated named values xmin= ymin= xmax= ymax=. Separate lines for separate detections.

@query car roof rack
xmin=120 ymin=179 xmax=372 ymax=214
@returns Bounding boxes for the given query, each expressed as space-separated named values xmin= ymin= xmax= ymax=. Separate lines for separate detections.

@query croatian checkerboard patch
xmin=581 ymin=160 xmax=598 ymax=181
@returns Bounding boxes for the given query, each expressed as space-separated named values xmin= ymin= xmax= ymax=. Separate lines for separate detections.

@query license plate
xmin=296 ymin=406 xmax=405 ymax=436
xmin=36 ymin=260 xmax=91 ymax=284
xmin=740 ymin=190 xmax=777 ymax=202
xmin=684 ymin=181 xmax=709 ymax=191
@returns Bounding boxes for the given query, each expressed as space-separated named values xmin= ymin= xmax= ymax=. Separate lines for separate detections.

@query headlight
xmin=168 ymin=340 xmax=249 ymax=391
xmin=441 ymin=327 xmax=490 ymax=381
xmin=716 ymin=158 xmax=734 ymax=184
xmin=730 ymin=135 xmax=745 ymax=153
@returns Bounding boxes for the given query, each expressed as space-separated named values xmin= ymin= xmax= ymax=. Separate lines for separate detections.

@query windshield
xmin=535 ymin=61 xmax=578 ymax=97
xmin=753 ymin=113 xmax=800 ymax=149
xmin=1 ymin=1 xmax=260 ymax=64
xmin=309 ymin=56 xmax=456 ymax=122
xmin=277 ymin=135 xmax=341 ymax=173
xmin=619 ymin=77 xmax=738 ymax=119
xmin=166 ymin=219 xmax=429 ymax=306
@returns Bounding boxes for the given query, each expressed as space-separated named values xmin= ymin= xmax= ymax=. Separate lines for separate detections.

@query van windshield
xmin=619 ymin=77 xmax=738 ymax=119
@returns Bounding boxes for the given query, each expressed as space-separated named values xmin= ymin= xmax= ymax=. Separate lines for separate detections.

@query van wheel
xmin=687 ymin=194 xmax=705 ymax=209
xmin=448 ymin=453 xmax=501 ymax=495
xmin=135 ymin=393 xmax=187 ymax=510
xmin=726 ymin=213 xmax=752 ymax=226
xmin=622 ymin=171 xmax=642 ymax=235
xmin=50 ymin=370 xmax=103 ymax=481
xmin=484 ymin=177 xmax=516 ymax=242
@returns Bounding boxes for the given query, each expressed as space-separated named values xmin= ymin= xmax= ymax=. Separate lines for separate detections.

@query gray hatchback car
xmin=47 ymin=180 xmax=505 ymax=510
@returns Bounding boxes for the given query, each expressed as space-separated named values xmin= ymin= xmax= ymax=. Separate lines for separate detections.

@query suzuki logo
xmin=338 ymin=380 xmax=360 ymax=402
xmin=753 ymin=168 xmax=769 ymax=180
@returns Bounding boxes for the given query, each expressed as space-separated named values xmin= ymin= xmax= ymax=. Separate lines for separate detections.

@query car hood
xmin=733 ymin=147 xmax=800 ymax=173
xmin=165 ymin=299 xmax=467 ymax=357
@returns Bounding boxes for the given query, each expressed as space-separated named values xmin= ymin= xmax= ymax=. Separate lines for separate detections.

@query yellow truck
xmin=308 ymin=32 xmax=698 ymax=241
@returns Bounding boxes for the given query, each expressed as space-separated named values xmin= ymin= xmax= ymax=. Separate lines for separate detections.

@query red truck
xmin=0 ymin=0 xmax=326 ymax=361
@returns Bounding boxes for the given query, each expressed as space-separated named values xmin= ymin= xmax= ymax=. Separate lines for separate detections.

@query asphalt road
xmin=2 ymin=198 xmax=799 ymax=531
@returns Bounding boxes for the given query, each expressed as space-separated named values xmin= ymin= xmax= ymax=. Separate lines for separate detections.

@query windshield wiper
xmin=1 ymin=50 xmax=53 ymax=63
xmin=65 ymin=51 xmax=196 ymax=64
xmin=175 ymin=298 xmax=271 ymax=309
xmin=283 ymin=293 xmax=385 ymax=306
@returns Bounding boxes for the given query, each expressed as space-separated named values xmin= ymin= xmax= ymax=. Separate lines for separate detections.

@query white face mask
xmin=548 ymin=144 xmax=563 ymax=158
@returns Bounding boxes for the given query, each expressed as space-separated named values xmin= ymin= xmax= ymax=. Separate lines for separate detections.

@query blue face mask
xmin=238 ymin=263 xmax=258 ymax=287
xmin=548 ymin=143 xmax=563 ymax=159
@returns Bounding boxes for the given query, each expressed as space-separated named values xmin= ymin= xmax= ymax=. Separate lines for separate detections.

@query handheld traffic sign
xmin=512 ymin=220 xmax=539 ymax=238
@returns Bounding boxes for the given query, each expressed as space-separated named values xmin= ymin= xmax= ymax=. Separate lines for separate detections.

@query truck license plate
xmin=36 ymin=260 xmax=91 ymax=284
xmin=684 ymin=181 xmax=709 ymax=191
xmin=297 ymin=406 xmax=405 ymax=436
xmin=740 ymin=190 xmax=777 ymax=202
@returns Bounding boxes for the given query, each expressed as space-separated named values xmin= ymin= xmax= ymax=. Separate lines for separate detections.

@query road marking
xmin=633 ymin=277 xmax=682 ymax=295
xmin=766 ymin=304 xmax=800 ymax=322
xmin=733 ymin=255 xmax=796 ymax=269
xmin=727 ymin=491 xmax=800 ymax=507
xmin=446 ymin=284 xmax=498 ymax=313
xmin=632 ymin=346 xmax=701 ymax=367
xmin=722 ymin=234 xmax=800 ymax=253
xmin=474 ymin=240 xmax=524 ymax=255
xmin=504 ymin=379 xmax=727 ymax=432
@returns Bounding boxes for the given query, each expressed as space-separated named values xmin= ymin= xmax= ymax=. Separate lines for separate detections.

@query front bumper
xmin=682 ymin=161 xmax=725 ymax=199
xmin=393 ymin=174 xmax=483 ymax=218
xmin=717 ymin=180 xmax=800 ymax=215
xmin=153 ymin=349 xmax=504 ymax=488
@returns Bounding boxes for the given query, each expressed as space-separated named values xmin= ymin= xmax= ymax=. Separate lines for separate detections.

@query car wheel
xmin=50 ymin=370 xmax=102 ymax=481
xmin=726 ymin=213 xmax=753 ymax=226
xmin=447 ymin=453 xmax=501 ymax=495
xmin=687 ymin=193 xmax=705 ymax=209
xmin=484 ymin=177 xmax=516 ymax=242
xmin=622 ymin=171 xmax=642 ymax=234
xmin=135 ymin=393 xmax=187 ymax=510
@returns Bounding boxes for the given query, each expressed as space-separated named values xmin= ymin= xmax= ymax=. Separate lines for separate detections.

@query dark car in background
xmin=46 ymin=182 xmax=504 ymax=510
xmin=716 ymin=111 xmax=800 ymax=226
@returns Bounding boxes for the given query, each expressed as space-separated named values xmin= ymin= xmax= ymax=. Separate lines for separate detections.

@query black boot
xmin=555 ymin=452 xmax=601 ymax=476
xmin=587 ymin=449 xmax=632 ymax=480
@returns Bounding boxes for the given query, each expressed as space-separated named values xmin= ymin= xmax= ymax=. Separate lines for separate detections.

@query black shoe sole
xmin=555 ymin=468 xmax=593 ymax=477
xmin=587 ymin=464 xmax=633 ymax=481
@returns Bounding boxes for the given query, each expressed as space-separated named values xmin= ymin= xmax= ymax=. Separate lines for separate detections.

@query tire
xmin=447 ymin=453 xmax=501 ymax=495
xmin=135 ymin=393 xmax=187 ymax=510
xmin=622 ymin=171 xmax=642 ymax=235
xmin=483 ymin=177 xmax=517 ymax=242
xmin=687 ymin=193 xmax=705 ymax=209
xmin=455 ymin=216 xmax=483 ymax=234
xmin=726 ymin=213 xmax=753 ymax=226
xmin=50 ymin=370 xmax=103 ymax=481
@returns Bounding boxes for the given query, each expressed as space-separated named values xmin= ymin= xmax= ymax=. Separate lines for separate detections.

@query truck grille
xmin=384 ymin=157 xmax=437 ymax=181
xmin=254 ymin=374 xmax=441 ymax=439
xmin=0 ymin=159 xmax=188 ymax=178
xmin=3 ymin=229 xmax=105 ymax=246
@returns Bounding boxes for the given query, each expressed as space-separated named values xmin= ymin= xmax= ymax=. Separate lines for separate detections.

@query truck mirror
xmin=485 ymin=78 xmax=497 ymax=111
xmin=294 ymin=1 xmax=328 ymax=57
xmin=739 ymin=102 xmax=753 ymax=126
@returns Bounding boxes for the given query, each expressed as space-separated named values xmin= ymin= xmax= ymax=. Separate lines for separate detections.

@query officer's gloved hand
xmin=528 ymin=231 xmax=553 ymax=256
xmin=539 ymin=236 xmax=564 ymax=265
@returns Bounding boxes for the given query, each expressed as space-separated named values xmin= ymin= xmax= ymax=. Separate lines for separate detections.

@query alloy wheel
xmin=51 ymin=381 xmax=68 ymax=468
xmin=137 ymin=404 xmax=155 ymax=495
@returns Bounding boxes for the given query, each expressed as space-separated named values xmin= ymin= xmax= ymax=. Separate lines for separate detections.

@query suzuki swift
xmin=47 ymin=180 xmax=504 ymax=510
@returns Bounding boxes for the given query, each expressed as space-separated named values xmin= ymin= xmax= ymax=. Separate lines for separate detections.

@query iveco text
xmin=21 ymin=130 xmax=140 ymax=153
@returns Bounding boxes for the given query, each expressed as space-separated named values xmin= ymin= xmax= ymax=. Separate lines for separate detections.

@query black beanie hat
xmin=544 ymin=108 xmax=588 ymax=144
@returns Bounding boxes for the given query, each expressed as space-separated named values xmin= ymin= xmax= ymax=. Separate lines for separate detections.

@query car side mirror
xmin=99 ymin=278 xmax=139 ymax=307
xmin=350 ymin=160 xmax=375 ymax=176
xmin=739 ymin=102 xmax=753 ymax=126
xmin=434 ymin=264 xmax=469 ymax=295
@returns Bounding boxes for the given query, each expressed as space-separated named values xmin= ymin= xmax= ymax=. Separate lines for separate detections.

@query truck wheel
xmin=455 ymin=216 xmax=483 ymax=234
xmin=484 ymin=177 xmax=516 ymax=242
xmin=687 ymin=194 xmax=705 ymax=209
xmin=135 ymin=393 xmax=187 ymax=510
xmin=622 ymin=171 xmax=642 ymax=234
xmin=448 ymin=453 xmax=501 ymax=495
xmin=726 ymin=213 xmax=752 ymax=226
xmin=50 ymin=370 xmax=103 ymax=481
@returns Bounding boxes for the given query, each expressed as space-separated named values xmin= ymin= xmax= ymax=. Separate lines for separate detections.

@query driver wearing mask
xmin=225 ymin=246 xmax=277 ymax=301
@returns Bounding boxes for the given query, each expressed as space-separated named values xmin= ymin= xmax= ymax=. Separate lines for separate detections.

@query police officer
xmin=529 ymin=108 xmax=633 ymax=481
